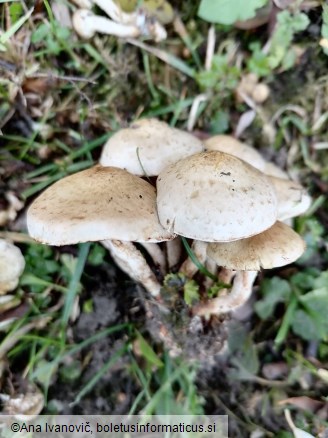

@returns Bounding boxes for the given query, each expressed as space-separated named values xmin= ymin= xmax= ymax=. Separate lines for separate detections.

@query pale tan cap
xmin=27 ymin=166 xmax=174 ymax=245
xmin=264 ymin=162 xmax=289 ymax=179
xmin=0 ymin=239 xmax=25 ymax=294
xmin=157 ymin=151 xmax=278 ymax=242
xmin=207 ymin=221 xmax=305 ymax=270
xmin=269 ymin=176 xmax=311 ymax=220
xmin=204 ymin=135 xmax=266 ymax=171
xmin=100 ymin=118 xmax=204 ymax=176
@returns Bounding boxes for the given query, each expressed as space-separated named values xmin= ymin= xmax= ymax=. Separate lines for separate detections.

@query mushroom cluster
xmin=27 ymin=119 xmax=311 ymax=319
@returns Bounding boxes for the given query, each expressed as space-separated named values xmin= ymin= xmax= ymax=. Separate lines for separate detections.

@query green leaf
xmin=255 ymin=277 xmax=291 ymax=319
xmin=290 ymin=271 xmax=317 ymax=291
xmin=34 ymin=359 xmax=59 ymax=387
xmin=135 ymin=331 xmax=164 ymax=368
xmin=300 ymin=287 xmax=328 ymax=315
xmin=9 ymin=1 xmax=23 ymax=23
xmin=163 ymin=272 xmax=185 ymax=289
xmin=267 ymin=11 xmax=309 ymax=70
xmin=291 ymin=287 xmax=328 ymax=341
xmin=198 ymin=0 xmax=268 ymax=25
xmin=292 ymin=309 xmax=324 ymax=341
xmin=196 ymin=54 xmax=240 ymax=95
xmin=229 ymin=335 xmax=260 ymax=380
xmin=209 ymin=110 xmax=230 ymax=134
xmin=313 ymin=271 xmax=328 ymax=289
xmin=87 ymin=244 xmax=106 ymax=266
xmin=183 ymin=280 xmax=200 ymax=306
xmin=248 ymin=42 xmax=271 ymax=77
xmin=31 ymin=23 xmax=49 ymax=43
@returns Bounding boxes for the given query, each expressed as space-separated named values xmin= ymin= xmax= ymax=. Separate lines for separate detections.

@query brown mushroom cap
xmin=156 ymin=151 xmax=278 ymax=242
xmin=27 ymin=166 xmax=174 ymax=245
xmin=207 ymin=221 xmax=305 ymax=270
xmin=100 ymin=118 xmax=204 ymax=176
xmin=204 ymin=135 xmax=266 ymax=171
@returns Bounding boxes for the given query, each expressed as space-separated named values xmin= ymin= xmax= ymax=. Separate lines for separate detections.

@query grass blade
xmin=61 ymin=242 xmax=90 ymax=326
xmin=181 ymin=237 xmax=217 ymax=281
xmin=71 ymin=345 xmax=129 ymax=406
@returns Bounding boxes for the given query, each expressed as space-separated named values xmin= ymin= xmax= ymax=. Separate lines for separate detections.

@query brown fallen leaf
xmin=262 ymin=361 xmax=289 ymax=380
xmin=278 ymin=396 xmax=325 ymax=413
xmin=22 ymin=76 xmax=58 ymax=95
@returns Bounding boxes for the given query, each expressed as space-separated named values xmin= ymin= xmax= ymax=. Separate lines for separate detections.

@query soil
xmin=45 ymin=260 xmax=230 ymax=415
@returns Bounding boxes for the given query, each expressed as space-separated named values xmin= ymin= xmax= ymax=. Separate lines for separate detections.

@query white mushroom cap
xmin=204 ymin=135 xmax=266 ymax=171
xmin=0 ymin=240 xmax=25 ymax=294
xmin=100 ymin=118 xmax=204 ymax=176
xmin=27 ymin=166 xmax=174 ymax=245
xmin=207 ymin=221 xmax=305 ymax=271
xmin=157 ymin=151 xmax=278 ymax=242
xmin=72 ymin=9 xmax=140 ymax=39
xmin=269 ymin=176 xmax=312 ymax=220
xmin=264 ymin=162 xmax=289 ymax=179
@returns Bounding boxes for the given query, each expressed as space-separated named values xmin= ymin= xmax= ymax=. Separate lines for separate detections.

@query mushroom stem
xmin=102 ymin=239 xmax=161 ymax=296
xmin=204 ymin=257 xmax=218 ymax=289
xmin=92 ymin=0 xmax=139 ymax=25
xmin=166 ymin=238 xmax=182 ymax=270
xmin=180 ymin=240 xmax=207 ymax=278
xmin=73 ymin=9 xmax=140 ymax=39
xmin=218 ymin=267 xmax=235 ymax=284
xmin=193 ymin=270 xmax=258 ymax=316
xmin=139 ymin=242 xmax=166 ymax=275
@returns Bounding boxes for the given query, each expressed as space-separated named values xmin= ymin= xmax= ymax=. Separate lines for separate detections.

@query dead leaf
xmin=22 ymin=76 xmax=58 ymax=95
xmin=262 ymin=362 xmax=289 ymax=380
xmin=279 ymin=396 xmax=325 ymax=413
xmin=235 ymin=109 xmax=256 ymax=138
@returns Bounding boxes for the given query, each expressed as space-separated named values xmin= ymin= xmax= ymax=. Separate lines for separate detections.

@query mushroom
xmin=156 ymin=150 xmax=281 ymax=314
xmin=157 ymin=151 xmax=278 ymax=242
xmin=264 ymin=162 xmax=289 ymax=179
xmin=93 ymin=0 xmax=169 ymax=41
xmin=100 ymin=118 xmax=204 ymax=177
xmin=269 ymin=176 xmax=312 ymax=220
xmin=166 ymin=238 xmax=182 ymax=271
xmin=88 ymin=0 xmax=140 ymax=25
xmin=195 ymin=221 xmax=305 ymax=316
xmin=204 ymin=135 xmax=267 ymax=171
xmin=207 ymin=221 xmax=306 ymax=271
xmin=204 ymin=135 xmax=311 ymax=218
xmin=156 ymin=150 xmax=278 ymax=308
xmin=0 ymin=239 xmax=25 ymax=295
xmin=72 ymin=9 xmax=140 ymax=39
xmin=27 ymin=166 xmax=174 ymax=296
xmin=72 ymin=0 xmax=167 ymax=42
xmin=99 ymin=118 xmax=203 ymax=272
xmin=193 ymin=270 xmax=258 ymax=316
